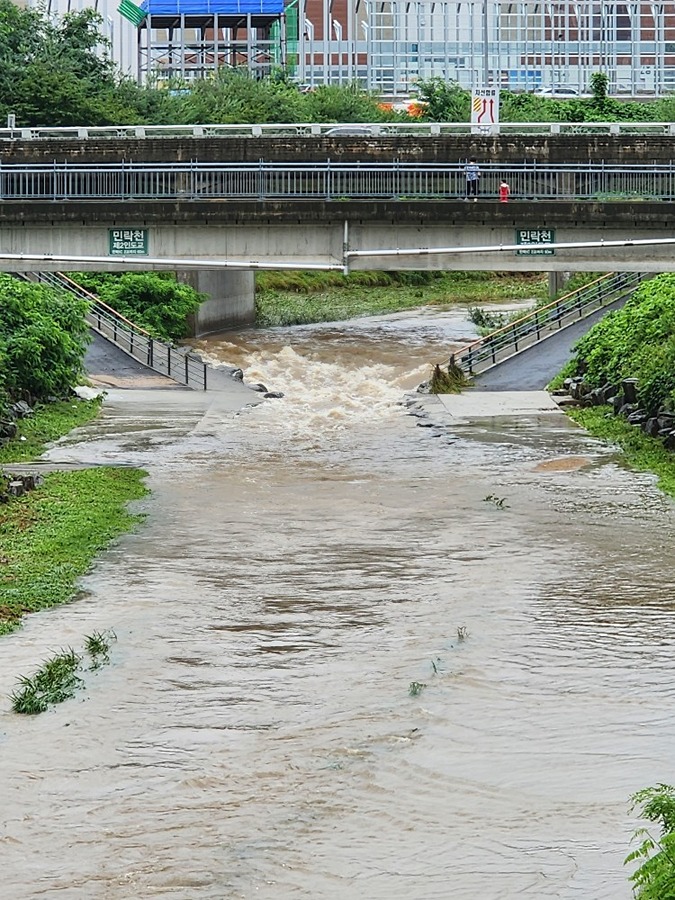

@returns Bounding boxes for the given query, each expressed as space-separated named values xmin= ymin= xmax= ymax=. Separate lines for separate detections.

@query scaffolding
xmin=137 ymin=0 xmax=285 ymax=81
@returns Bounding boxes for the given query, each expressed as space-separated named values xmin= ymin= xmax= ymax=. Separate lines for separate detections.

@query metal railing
xmin=2 ymin=160 xmax=675 ymax=201
xmin=452 ymin=272 xmax=645 ymax=378
xmin=25 ymin=272 xmax=208 ymax=390
xmin=2 ymin=122 xmax=675 ymax=141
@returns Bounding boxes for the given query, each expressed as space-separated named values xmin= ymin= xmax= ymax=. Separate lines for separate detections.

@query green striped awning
xmin=118 ymin=0 xmax=146 ymax=26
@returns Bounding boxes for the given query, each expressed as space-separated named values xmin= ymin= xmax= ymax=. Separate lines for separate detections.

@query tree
xmin=627 ymin=784 xmax=675 ymax=899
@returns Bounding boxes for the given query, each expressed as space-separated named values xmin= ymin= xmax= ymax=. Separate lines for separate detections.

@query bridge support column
xmin=180 ymin=269 xmax=255 ymax=336
xmin=548 ymin=271 xmax=572 ymax=298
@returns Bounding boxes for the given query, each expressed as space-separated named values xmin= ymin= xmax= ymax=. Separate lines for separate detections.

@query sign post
xmin=108 ymin=228 xmax=149 ymax=256
xmin=471 ymin=87 xmax=500 ymax=135
xmin=515 ymin=228 xmax=556 ymax=256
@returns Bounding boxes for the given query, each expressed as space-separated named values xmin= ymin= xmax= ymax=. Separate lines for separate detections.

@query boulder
xmin=627 ymin=409 xmax=648 ymax=426
xmin=664 ymin=431 xmax=675 ymax=451
xmin=248 ymin=383 xmax=269 ymax=393
xmin=263 ymin=391 xmax=285 ymax=399
xmin=612 ymin=394 xmax=624 ymax=415
xmin=11 ymin=400 xmax=33 ymax=419
xmin=621 ymin=378 xmax=639 ymax=404
xmin=645 ymin=417 xmax=661 ymax=437
xmin=618 ymin=402 xmax=636 ymax=418
xmin=230 ymin=368 xmax=244 ymax=382
xmin=0 ymin=420 xmax=17 ymax=439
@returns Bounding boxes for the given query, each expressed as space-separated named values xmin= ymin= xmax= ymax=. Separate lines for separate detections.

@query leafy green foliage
xmin=0 ymin=274 xmax=89 ymax=402
xmin=565 ymin=275 xmax=675 ymax=413
xmin=72 ymin=272 xmax=203 ymax=342
xmin=626 ymin=784 xmax=675 ymax=899
xmin=0 ymin=466 xmax=148 ymax=635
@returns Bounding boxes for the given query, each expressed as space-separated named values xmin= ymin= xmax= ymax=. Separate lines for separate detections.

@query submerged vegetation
xmin=0 ymin=399 xmax=102 ymax=464
xmin=11 ymin=630 xmax=117 ymax=713
xmin=567 ymin=407 xmax=675 ymax=498
xmin=255 ymin=271 xmax=546 ymax=328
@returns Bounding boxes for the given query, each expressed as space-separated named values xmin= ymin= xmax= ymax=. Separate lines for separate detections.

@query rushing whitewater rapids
xmin=1 ymin=306 xmax=674 ymax=899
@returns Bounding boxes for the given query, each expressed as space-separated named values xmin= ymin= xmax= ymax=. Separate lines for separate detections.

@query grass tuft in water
xmin=483 ymin=494 xmax=509 ymax=509
xmin=11 ymin=648 xmax=84 ymax=714
xmin=85 ymin=629 xmax=117 ymax=669
xmin=409 ymin=681 xmax=427 ymax=697
xmin=429 ymin=361 xmax=471 ymax=394
xmin=456 ymin=626 xmax=469 ymax=642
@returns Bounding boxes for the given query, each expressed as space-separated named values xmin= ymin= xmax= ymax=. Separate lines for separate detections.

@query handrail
xmin=457 ymin=273 xmax=613 ymax=355
xmin=451 ymin=272 xmax=644 ymax=378
xmin=2 ymin=121 xmax=675 ymax=140
xmin=26 ymin=272 xmax=209 ymax=391
xmin=2 ymin=159 xmax=675 ymax=202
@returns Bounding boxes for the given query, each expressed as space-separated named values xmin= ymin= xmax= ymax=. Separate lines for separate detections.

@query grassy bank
xmin=255 ymin=271 xmax=547 ymax=327
xmin=0 ymin=399 xmax=102 ymax=464
xmin=0 ymin=467 xmax=148 ymax=635
xmin=0 ymin=399 xmax=149 ymax=636
xmin=567 ymin=406 xmax=675 ymax=498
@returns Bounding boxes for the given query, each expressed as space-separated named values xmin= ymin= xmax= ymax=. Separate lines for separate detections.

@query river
xmin=1 ymin=305 xmax=674 ymax=899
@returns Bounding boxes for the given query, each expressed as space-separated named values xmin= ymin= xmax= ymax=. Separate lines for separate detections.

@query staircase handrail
xmin=33 ymin=272 xmax=209 ymax=391
xmin=450 ymin=272 xmax=643 ymax=377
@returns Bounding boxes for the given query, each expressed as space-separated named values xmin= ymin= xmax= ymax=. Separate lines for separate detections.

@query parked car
xmin=534 ymin=85 xmax=590 ymax=98
xmin=324 ymin=125 xmax=378 ymax=136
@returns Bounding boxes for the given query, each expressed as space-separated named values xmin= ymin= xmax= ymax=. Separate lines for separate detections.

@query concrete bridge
xmin=2 ymin=131 xmax=674 ymax=333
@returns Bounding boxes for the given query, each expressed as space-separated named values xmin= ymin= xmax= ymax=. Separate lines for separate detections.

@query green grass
xmin=11 ymin=647 xmax=83 ymax=713
xmin=255 ymin=272 xmax=547 ymax=327
xmin=567 ymin=406 xmax=675 ymax=498
xmin=0 ymin=468 xmax=148 ymax=635
xmin=0 ymin=399 xmax=102 ymax=464
xmin=11 ymin=630 xmax=118 ymax=713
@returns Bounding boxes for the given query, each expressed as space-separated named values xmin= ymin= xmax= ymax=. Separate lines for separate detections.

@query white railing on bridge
xmin=2 ymin=122 xmax=675 ymax=141
xmin=2 ymin=160 xmax=675 ymax=202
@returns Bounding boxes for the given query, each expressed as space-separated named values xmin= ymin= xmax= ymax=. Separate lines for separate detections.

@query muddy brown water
xmin=1 ymin=306 xmax=674 ymax=899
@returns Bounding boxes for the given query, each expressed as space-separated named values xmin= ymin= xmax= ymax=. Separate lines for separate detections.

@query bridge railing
xmin=2 ymin=122 xmax=675 ymax=140
xmin=2 ymin=160 xmax=675 ymax=201
xmin=26 ymin=272 xmax=208 ymax=390
xmin=451 ymin=271 xmax=645 ymax=377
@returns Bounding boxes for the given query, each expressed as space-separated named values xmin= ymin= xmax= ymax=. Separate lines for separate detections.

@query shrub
xmin=0 ymin=274 xmax=89 ymax=401
xmin=72 ymin=272 xmax=203 ymax=343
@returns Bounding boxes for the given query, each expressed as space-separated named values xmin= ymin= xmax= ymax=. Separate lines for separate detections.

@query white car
xmin=534 ymin=86 xmax=589 ymax=98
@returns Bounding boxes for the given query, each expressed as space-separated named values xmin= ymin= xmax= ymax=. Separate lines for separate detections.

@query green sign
xmin=109 ymin=228 xmax=149 ymax=256
xmin=516 ymin=228 xmax=555 ymax=256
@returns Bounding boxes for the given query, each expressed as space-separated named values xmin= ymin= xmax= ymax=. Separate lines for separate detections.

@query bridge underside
xmin=1 ymin=200 xmax=674 ymax=274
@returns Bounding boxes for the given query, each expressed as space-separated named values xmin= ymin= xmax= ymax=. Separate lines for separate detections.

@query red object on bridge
xmin=499 ymin=181 xmax=510 ymax=203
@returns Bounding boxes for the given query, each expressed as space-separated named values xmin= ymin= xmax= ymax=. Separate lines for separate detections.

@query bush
xmin=0 ymin=275 xmax=89 ymax=401
xmin=565 ymin=274 xmax=675 ymax=412
xmin=72 ymin=272 xmax=203 ymax=343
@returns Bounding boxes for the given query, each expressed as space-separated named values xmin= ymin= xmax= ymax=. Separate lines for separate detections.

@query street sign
xmin=471 ymin=87 xmax=500 ymax=135
xmin=516 ymin=228 xmax=555 ymax=255
xmin=108 ymin=228 xmax=149 ymax=256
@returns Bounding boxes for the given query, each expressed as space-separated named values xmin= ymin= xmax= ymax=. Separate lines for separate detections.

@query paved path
xmin=435 ymin=390 xmax=561 ymax=419
xmin=474 ymin=296 xmax=626 ymax=391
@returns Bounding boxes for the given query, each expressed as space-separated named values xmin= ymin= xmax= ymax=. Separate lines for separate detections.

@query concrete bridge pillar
xmin=180 ymin=269 xmax=255 ymax=337
xmin=548 ymin=271 xmax=572 ymax=298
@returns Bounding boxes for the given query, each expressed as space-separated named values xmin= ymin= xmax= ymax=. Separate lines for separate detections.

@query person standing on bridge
xmin=464 ymin=158 xmax=480 ymax=201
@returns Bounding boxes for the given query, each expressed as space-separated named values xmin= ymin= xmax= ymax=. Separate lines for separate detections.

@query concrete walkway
xmin=435 ymin=390 xmax=561 ymax=420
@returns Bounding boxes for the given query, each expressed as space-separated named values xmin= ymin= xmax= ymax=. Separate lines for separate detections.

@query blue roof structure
xmin=142 ymin=0 xmax=283 ymax=14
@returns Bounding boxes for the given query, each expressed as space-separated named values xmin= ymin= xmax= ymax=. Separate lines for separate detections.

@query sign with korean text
xmin=516 ymin=228 xmax=556 ymax=256
xmin=108 ymin=228 xmax=149 ymax=256
xmin=471 ymin=87 xmax=500 ymax=135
